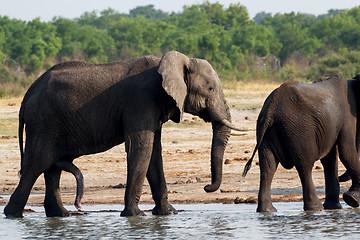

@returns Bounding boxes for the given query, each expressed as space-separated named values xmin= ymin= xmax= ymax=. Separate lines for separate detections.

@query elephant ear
xmin=158 ymin=51 xmax=190 ymax=123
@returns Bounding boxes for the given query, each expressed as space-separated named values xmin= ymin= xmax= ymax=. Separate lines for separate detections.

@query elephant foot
xmin=45 ymin=207 xmax=70 ymax=217
xmin=256 ymin=203 xmax=277 ymax=213
xmin=304 ymin=201 xmax=324 ymax=212
xmin=4 ymin=205 xmax=24 ymax=218
xmin=343 ymin=190 xmax=360 ymax=208
xmin=44 ymin=201 xmax=70 ymax=217
xmin=120 ymin=206 xmax=146 ymax=217
xmin=152 ymin=203 xmax=178 ymax=215
xmin=323 ymin=201 xmax=342 ymax=210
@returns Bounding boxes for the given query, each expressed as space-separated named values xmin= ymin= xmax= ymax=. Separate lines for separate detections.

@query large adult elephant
xmin=242 ymin=76 xmax=360 ymax=212
xmin=4 ymin=51 xmax=240 ymax=218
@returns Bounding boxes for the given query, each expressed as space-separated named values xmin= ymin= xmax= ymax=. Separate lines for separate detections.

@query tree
xmin=53 ymin=17 xmax=82 ymax=59
xmin=311 ymin=10 xmax=360 ymax=51
xmin=199 ymin=1 xmax=227 ymax=26
xmin=232 ymin=24 xmax=281 ymax=57
xmin=225 ymin=3 xmax=251 ymax=28
xmin=129 ymin=5 xmax=169 ymax=20
xmin=168 ymin=5 xmax=211 ymax=34
xmin=261 ymin=12 xmax=321 ymax=63
xmin=253 ymin=12 xmax=272 ymax=24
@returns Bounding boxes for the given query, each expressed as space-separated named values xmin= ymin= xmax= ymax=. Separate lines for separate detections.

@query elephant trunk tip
xmin=204 ymin=181 xmax=221 ymax=193
xmin=75 ymin=200 xmax=82 ymax=211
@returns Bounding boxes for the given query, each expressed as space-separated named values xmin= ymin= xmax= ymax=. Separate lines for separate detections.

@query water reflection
xmin=257 ymin=204 xmax=360 ymax=239
xmin=1 ymin=203 xmax=360 ymax=239
xmin=126 ymin=215 xmax=172 ymax=239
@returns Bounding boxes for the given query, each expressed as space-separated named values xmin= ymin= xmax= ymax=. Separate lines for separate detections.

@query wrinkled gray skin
xmin=4 ymin=51 xmax=235 ymax=218
xmin=243 ymin=76 xmax=360 ymax=212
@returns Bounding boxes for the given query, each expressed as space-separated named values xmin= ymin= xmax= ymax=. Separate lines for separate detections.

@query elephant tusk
xmin=230 ymin=133 xmax=247 ymax=136
xmin=219 ymin=119 xmax=251 ymax=132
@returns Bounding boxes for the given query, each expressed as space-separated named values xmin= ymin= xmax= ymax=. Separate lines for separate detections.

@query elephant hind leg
xmin=44 ymin=167 xmax=70 ymax=217
xmin=295 ymin=159 xmax=323 ymax=212
xmin=257 ymin=141 xmax=278 ymax=213
xmin=4 ymin=137 xmax=51 ymax=218
xmin=4 ymin=171 xmax=40 ymax=218
xmin=321 ymin=146 xmax=342 ymax=209
xmin=337 ymin=130 xmax=360 ymax=207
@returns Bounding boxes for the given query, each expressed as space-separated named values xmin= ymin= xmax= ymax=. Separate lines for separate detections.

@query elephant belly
xmin=58 ymin=121 xmax=125 ymax=156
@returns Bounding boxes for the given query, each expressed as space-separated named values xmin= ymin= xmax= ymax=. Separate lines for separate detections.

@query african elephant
xmin=4 ymin=51 xmax=240 ymax=218
xmin=242 ymin=76 xmax=360 ymax=212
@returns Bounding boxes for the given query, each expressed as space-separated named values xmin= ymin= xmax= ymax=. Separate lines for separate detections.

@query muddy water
xmin=1 ymin=203 xmax=360 ymax=239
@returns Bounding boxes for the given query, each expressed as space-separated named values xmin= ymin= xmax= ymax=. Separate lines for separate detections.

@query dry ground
xmin=0 ymin=83 xmax=351 ymax=211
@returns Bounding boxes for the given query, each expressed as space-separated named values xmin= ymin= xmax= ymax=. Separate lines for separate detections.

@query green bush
xmin=278 ymin=65 xmax=295 ymax=81
xmin=305 ymin=51 xmax=360 ymax=80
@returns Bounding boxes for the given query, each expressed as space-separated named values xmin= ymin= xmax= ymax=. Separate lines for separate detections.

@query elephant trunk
xmin=204 ymin=97 xmax=231 ymax=192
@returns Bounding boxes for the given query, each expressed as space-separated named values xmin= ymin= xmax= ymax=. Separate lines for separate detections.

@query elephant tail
xmin=18 ymin=104 xmax=25 ymax=176
xmin=242 ymin=149 xmax=257 ymax=177
xmin=242 ymin=117 xmax=272 ymax=177
xmin=242 ymin=91 xmax=277 ymax=177
xmin=242 ymin=126 xmax=267 ymax=177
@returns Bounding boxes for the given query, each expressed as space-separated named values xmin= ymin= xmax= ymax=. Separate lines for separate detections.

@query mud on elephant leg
xmin=146 ymin=129 xmax=177 ymax=215
xmin=44 ymin=167 xmax=70 ymax=217
xmin=320 ymin=147 xmax=342 ymax=210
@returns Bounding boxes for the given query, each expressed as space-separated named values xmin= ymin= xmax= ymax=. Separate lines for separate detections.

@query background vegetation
xmin=0 ymin=1 xmax=360 ymax=97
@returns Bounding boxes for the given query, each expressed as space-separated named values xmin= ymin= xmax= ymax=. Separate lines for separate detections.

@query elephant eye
xmin=209 ymin=87 xmax=214 ymax=91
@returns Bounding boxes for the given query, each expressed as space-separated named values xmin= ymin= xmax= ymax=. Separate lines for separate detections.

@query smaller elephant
xmin=242 ymin=76 xmax=360 ymax=212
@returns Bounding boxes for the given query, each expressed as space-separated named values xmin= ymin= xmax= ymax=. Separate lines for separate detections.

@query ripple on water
xmin=1 ymin=203 xmax=360 ymax=239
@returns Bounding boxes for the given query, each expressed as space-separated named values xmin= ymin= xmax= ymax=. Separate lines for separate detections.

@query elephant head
xmin=158 ymin=51 xmax=236 ymax=192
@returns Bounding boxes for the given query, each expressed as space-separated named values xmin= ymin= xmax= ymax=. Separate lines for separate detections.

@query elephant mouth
xmin=198 ymin=109 xmax=212 ymax=122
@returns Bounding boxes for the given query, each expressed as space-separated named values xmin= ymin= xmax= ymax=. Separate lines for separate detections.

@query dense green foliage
xmin=1 ymin=1 xmax=360 ymax=97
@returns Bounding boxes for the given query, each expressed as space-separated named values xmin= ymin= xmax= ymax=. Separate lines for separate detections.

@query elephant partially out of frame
xmin=4 ymin=51 xmax=241 ymax=218
xmin=243 ymin=76 xmax=360 ymax=212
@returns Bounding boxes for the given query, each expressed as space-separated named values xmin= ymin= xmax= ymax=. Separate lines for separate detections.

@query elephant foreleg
xmin=44 ymin=167 xmax=70 ymax=217
xmin=320 ymin=146 xmax=342 ymax=209
xmin=121 ymin=131 xmax=154 ymax=217
xmin=146 ymin=128 xmax=177 ymax=215
xmin=257 ymin=142 xmax=278 ymax=212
